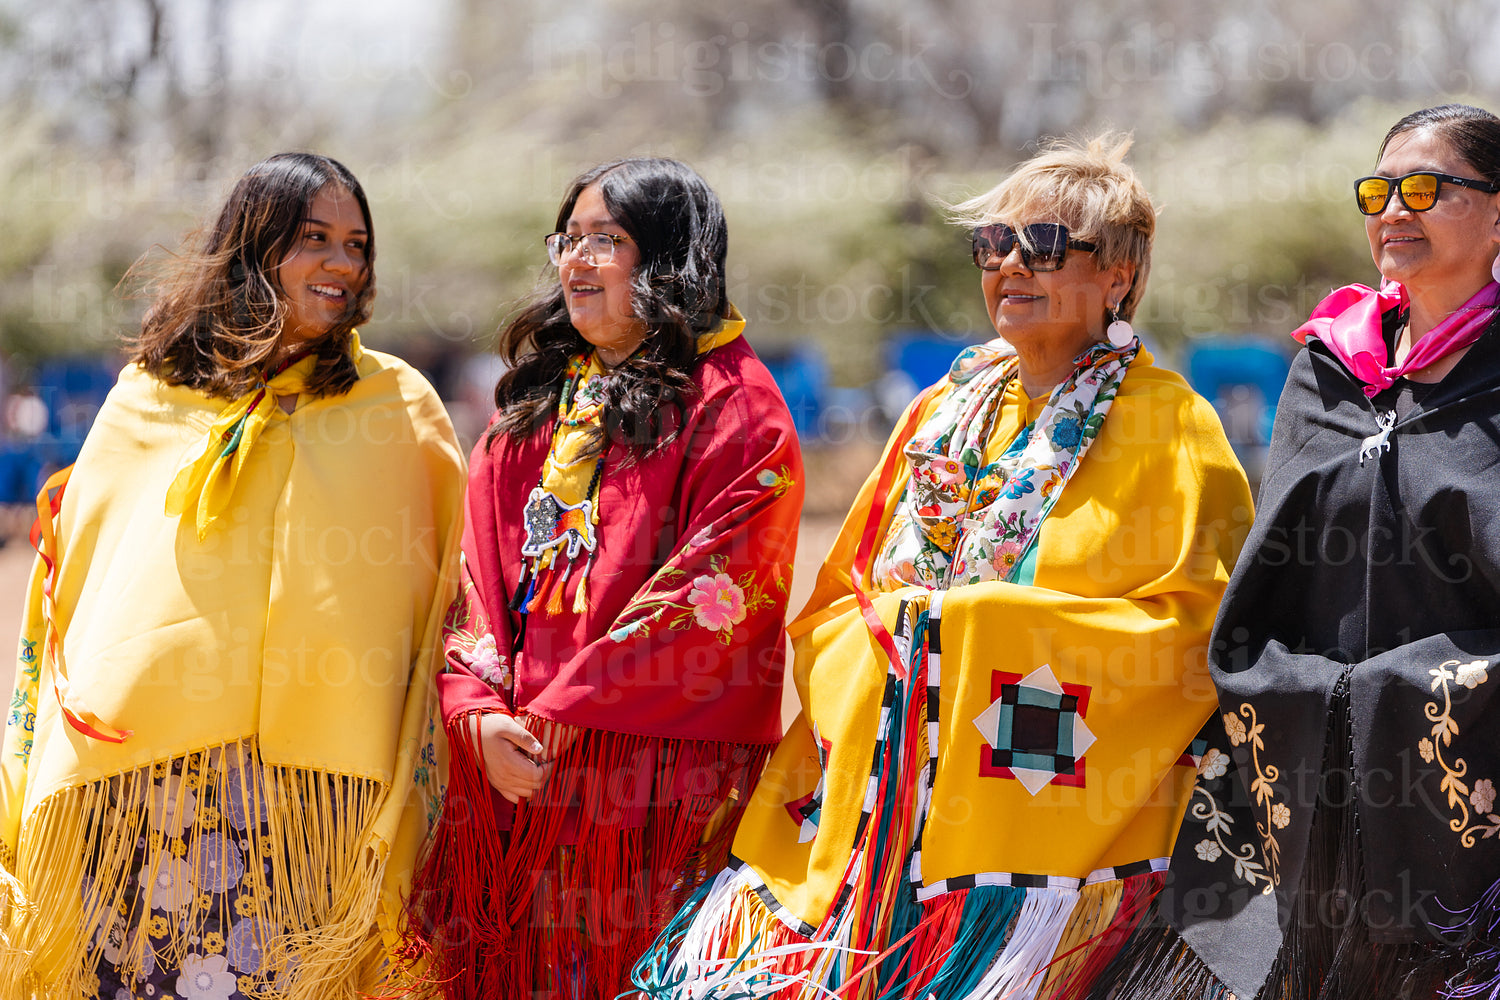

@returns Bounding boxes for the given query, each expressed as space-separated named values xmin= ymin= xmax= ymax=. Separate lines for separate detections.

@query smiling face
xmin=1366 ymin=128 xmax=1500 ymax=306
xmin=276 ymin=183 xmax=370 ymax=353
xmin=980 ymin=216 xmax=1135 ymax=367
xmin=559 ymin=183 xmax=647 ymax=366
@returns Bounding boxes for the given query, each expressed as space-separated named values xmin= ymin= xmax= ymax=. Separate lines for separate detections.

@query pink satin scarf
xmin=1292 ymin=280 xmax=1500 ymax=397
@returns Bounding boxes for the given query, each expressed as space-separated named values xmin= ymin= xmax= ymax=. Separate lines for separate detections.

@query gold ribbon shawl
xmin=0 ymin=342 xmax=465 ymax=998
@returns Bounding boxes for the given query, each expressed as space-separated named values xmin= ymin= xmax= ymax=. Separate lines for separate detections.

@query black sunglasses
xmin=1354 ymin=171 xmax=1500 ymax=215
xmin=971 ymin=223 xmax=1097 ymax=272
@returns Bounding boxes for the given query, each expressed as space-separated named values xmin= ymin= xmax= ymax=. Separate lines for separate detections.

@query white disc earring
xmin=1106 ymin=306 xmax=1135 ymax=349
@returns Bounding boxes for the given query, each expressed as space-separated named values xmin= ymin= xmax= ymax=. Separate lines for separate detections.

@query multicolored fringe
xmin=0 ymin=737 xmax=392 ymax=999
xmin=634 ymin=848 xmax=1165 ymax=999
xmin=634 ymin=595 xmax=1165 ymax=1000
xmin=400 ymin=715 xmax=771 ymax=1000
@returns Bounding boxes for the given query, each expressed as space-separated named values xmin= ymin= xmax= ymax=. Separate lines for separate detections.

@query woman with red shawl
xmin=403 ymin=157 xmax=803 ymax=1000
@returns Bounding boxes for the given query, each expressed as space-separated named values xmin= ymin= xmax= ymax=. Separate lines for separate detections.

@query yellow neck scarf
xmin=165 ymin=333 xmax=363 ymax=539
xmin=541 ymin=309 xmax=745 ymax=500
xmin=517 ymin=308 xmax=746 ymax=616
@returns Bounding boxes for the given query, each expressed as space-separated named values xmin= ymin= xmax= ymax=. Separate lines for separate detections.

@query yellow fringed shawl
xmin=732 ymin=349 xmax=1254 ymax=944
xmin=0 ymin=346 xmax=465 ymax=997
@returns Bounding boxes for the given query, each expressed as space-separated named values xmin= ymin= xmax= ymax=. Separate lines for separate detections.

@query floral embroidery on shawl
xmin=757 ymin=465 xmax=796 ymax=497
xmin=609 ymin=554 xmax=779 ymax=646
xmin=1222 ymin=703 xmax=1290 ymax=882
xmin=7 ymin=636 xmax=39 ymax=764
xmin=1185 ymin=765 xmax=1274 ymax=892
xmin=443 ymin=556 xmax=511 ymax=695
xmin=1422 ymin=658 xmax=1500 ymax=846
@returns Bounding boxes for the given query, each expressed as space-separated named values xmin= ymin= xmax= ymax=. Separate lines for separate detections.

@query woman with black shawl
xmin=1109 ymin=104 xmax=1500 ymax=1000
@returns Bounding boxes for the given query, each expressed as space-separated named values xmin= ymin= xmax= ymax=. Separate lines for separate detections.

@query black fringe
xmin=1085 ymin=897 xmax=1229 ymax=1000
xmin=1096 ymin=680 xmax=1458 ymax=1000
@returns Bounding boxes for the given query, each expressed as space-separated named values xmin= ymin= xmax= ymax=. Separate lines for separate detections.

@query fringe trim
xmin=400 ymin=714 xmax=770 ymax=1000
xmin=635 ymin=867 xmax=1168 ymax=1000
xmin=1083 ymin=909 xmax=1230 ymax=1000
xmin=0 ymin=736 xmax=390 ymax=1000
xmin=1097 ymin=684 xmax=1465 ymax=1000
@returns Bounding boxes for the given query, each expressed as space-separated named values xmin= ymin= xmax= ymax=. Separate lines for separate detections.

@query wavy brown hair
xmin=487 ymin=157 xmax=731 ymax=462
xmin=129 ymin=152 xmax=374 ymax=400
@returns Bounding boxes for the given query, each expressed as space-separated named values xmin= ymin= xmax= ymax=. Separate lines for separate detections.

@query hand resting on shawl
xmin=468 ymin=711 xmax=547 ymax=803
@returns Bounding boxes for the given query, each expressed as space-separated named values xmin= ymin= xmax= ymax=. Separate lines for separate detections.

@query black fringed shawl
xmin=1111 ymin=316 xmax=1500 ymax=1000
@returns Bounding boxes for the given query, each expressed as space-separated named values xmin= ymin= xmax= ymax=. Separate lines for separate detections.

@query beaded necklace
xmin=511 ymin=353 xmax=605 ymax=618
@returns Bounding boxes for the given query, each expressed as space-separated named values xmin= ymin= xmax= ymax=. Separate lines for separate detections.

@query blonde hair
xmin=952 ymin=132 xmax=1156 ymax=321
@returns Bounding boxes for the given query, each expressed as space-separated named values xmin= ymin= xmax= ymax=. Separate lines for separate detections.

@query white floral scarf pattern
xmin=873 ymin=337 xmax=1137 ymax=589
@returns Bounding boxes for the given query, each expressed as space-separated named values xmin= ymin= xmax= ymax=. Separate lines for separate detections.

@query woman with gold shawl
xmin=634 ymin=134 xmax=1253 ymax=1000
xmin=0 ymin=153 xmax=465 ymax=998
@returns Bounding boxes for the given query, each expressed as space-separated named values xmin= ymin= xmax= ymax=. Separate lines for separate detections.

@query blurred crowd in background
xmin=4 ymin=0 xmax=1499 ymax=514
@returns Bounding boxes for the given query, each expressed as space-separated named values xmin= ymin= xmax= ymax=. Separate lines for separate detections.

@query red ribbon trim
xmin=848 ymin=384 xmax=944 ymax=681
xmin=32 ymin=465 xmax=132 ymax=744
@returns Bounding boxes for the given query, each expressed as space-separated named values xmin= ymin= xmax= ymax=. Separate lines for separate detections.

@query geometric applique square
xmin=784 ymin=723 xmax=832 ymax=843
xmin=973 ymin=664 xmax=1096 ymax=794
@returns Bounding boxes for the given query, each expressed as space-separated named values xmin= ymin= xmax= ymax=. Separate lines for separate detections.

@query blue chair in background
xmin=1184 ymin=337 xmax=1291 ymax=484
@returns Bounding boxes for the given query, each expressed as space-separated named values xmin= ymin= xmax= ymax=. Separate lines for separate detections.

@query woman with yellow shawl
xmin=0 ymin=153 xmax=465 ymax=998
xmin=635 ymin=134 xmax=1253 ymax=1000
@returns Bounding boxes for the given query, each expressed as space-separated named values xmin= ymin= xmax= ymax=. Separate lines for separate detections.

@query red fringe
xmin=1039 ymin=870 xmax=1166 ymax=1000
xmin=841 ymin=640 xmax=929 ymax=986
xmin=400 ymin=713 xmax=770 ymax=1000
xmin=898 ymin=891 xmax=969 ymax=1000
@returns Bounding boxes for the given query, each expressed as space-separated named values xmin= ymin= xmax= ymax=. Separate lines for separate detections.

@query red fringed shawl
xmin=403 ymin=335 xmax=803 ymax=999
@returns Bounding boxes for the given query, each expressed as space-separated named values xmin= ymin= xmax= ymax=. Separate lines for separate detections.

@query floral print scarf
xmin=873 ymin=337 xmax=1138 ymax=589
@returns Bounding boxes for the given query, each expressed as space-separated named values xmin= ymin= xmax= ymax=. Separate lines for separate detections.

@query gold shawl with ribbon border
xmin=0 ymin=343 xmax=465 ymax=998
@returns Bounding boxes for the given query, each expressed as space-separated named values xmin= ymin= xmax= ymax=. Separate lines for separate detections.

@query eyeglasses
xmin=544 ymin=231 xmax=631 ymax=266
xmin=971 ymin=223 xmax=1097 ymax=272
xmin=1353 ymin=171 xmax=1500 ymax=215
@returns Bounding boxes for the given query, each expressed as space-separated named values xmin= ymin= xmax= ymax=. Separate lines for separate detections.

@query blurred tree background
xmin=2 ymin=0 xmax=1498 ymax=428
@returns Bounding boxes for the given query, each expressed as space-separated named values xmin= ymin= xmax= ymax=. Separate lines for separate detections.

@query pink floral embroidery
xmin=461 ymin=634 xmax=510 ymax=690
xmin=688 ymin=573 xmax=748 ymax=632
xmin=611 ymin=554 xmax=774 ymax=646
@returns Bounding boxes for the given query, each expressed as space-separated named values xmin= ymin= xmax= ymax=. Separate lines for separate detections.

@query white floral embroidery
xmin=1194 ymin=839 xmax=1222 ymax=862
xmin=1198 ymin=747 xmax=1230 ymax=779
xmin=1456 ymin=660 xmax=1491 ymax=690
xmin=1473 ymin=779 xmax=1497 ymax=815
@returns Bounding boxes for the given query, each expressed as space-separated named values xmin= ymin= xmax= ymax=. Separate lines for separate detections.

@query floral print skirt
xmin=86 ymin=749 xmax=281 ymax=1000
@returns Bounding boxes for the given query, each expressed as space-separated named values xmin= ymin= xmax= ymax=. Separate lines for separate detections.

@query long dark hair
xmin=130 ymin=152 xmax=375 ymax=400
xmin=1378 ymin=104 xmax=1500 ymax=186
xmin=487 ymin=157 xmax=731 ymax=461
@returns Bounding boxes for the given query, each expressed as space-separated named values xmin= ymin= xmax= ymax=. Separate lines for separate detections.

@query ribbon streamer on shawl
xmin=847 ymin=385 xmax=943 ymax=682
xmin=1292 ymin=280 xmax=1499 ymax=396
xmin=30 ymin=466 xmax=130 ymax=743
